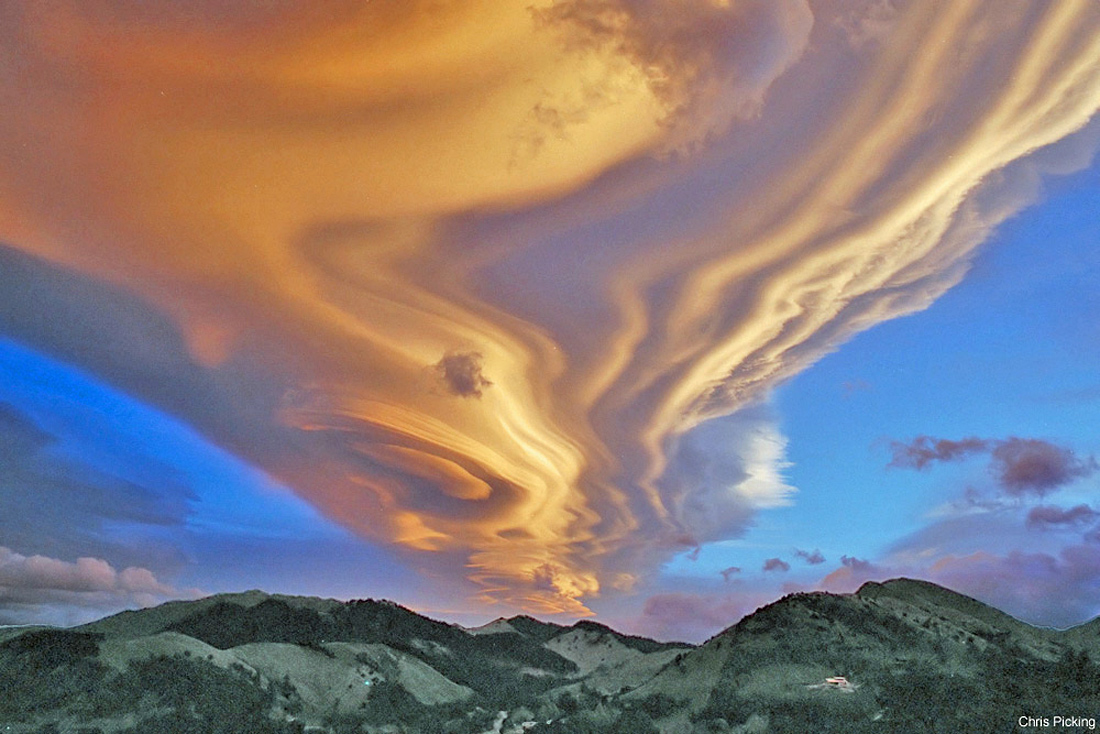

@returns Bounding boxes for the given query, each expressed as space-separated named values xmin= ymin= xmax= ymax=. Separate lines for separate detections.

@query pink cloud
xmin=1026 ymin=504 xmax=1099 ymax=530
xmin=636 ymin=591 xmax=765 ymax=642
xmin=887 ymin=435 xmax=1097 ymax=496
xmin=813 ymin=544 xmax=1100 ymax=629
xmin=763 ymin=557 xmax=790 ymax=573
xmin=923 ymin=547 xmax=1100 ymax=627
xmin=819 ymin=555 xmax=888 ymax=593
xmin=795 ymin=548 xmax=825 ymax=565
xmin=0 ymin=546 xmax=200 ymax=625
xmin=888 ymin=435 xmax=988 ymax=470
xmin=991 ymin=439 xmax=1098 ymax=496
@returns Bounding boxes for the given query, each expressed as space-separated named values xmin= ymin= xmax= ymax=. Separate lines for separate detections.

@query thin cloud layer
xmin=818 ymin=494 xmax=1100 ymax=626
xmin=1 ymin=1 xmax=1099 ymax=615
xmin=1026 ymin=504 xmax=1099 ymax=530
xmin=795 ymin=548 xmax=826 ymax=565
xmin=0 ymin=398 xmax=193 ymax=564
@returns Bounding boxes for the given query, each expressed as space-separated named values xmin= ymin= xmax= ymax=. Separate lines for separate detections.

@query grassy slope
xmin=4 ymin=579 xmax=1099 ymax=733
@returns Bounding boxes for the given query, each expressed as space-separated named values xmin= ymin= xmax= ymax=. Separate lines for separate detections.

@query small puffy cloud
xmin=762 ymin=557 xmax=790 ymax=573
xmin=719 ymin=566 xmax=741 ymax=582
xmin=795 ymin=548 xmax=825 ymax=565
xmin=888 ymin=435 xmax=1096 ymax=496
xmin=819 ymin=555 xmax=886 ymax=593
xmin=434 ymin=351 xmax=493 ymax=398
xmin=840 ymin=555 xmax=874 ymax=572
xmin=0 ymin=546 xmax=199 ymax=626
xmin=991 ymin=439 xmax=1097 ymax=497
xmin=887 ymin=435 xmax=988 ymax=470
xmin=1026 ymin=504 xmax=1099 ymax=530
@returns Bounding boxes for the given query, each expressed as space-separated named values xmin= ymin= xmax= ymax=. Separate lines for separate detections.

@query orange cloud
xmin=1 ymin=0 xmax=1098 ymax=615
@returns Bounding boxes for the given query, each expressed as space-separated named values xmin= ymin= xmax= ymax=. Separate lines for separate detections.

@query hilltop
xmin=2 ymin=578 xmax=1098 ymax=733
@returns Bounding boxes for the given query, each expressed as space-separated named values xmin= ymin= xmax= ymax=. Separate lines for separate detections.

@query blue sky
xmin=652 ymin=148 xmax=1100 ymax=636
xmin=0 ymin=336 xmax=431 ymax=613
xmin=775 ymin=151 xmax=1100 ymax=558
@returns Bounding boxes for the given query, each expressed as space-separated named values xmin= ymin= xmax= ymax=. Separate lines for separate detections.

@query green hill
xmin=2 ymin=579 xmax=1097 ymax=733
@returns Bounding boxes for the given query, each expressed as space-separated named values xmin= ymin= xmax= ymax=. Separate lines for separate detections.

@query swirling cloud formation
xmin=1 ymin=0 xmax=1099 ymax=615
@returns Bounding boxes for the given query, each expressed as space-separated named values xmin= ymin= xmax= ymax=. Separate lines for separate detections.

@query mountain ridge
xmin=3 ymin=578 xmax=1098 ymax=733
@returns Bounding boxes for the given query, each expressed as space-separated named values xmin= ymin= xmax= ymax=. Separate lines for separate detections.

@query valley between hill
xmin=3 ymin=579 xmax=1099 ymax=733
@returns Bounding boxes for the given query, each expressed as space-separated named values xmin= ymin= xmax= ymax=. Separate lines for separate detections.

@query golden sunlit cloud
xmin=1 ymin=0 xmax=1098 ymax=614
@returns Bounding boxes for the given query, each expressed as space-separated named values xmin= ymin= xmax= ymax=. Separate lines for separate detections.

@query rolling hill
xmin=1 ymin=579 xmax=1097 ymax=733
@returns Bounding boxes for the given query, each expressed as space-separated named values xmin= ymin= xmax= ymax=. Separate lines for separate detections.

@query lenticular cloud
xmin=0 ymin=0 xmax=1098 ymax=614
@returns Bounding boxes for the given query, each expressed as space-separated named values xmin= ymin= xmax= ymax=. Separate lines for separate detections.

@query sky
xmin=0 ymin=0 xmax=1098 ymax=641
